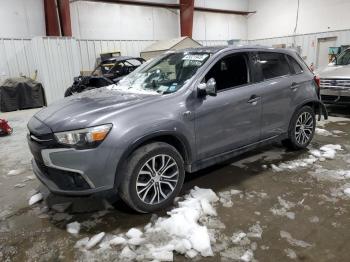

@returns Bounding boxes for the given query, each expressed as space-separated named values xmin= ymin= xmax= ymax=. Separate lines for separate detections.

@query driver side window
xmin=205 ymin=53 xmax=249 ymax=91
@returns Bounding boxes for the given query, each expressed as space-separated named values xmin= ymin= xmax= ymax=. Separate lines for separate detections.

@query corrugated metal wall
xmin=77 ymin=39 xmax=156 ymax=71
xmin=198 ymin=40 xmax=228 ymax=46
xmin=30 ymin=38 xmax=81 ymax=104
xmin=246 ymin=29 xmax=350 ymax=67
xmin=0 ymin=37 xmax=227 ymax=104
xmin=0 ymin=38 xmax=35 ymax=83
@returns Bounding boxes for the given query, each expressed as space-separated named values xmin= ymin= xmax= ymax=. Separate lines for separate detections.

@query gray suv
xmin=27 ymin=46 xmax=327 ymax=213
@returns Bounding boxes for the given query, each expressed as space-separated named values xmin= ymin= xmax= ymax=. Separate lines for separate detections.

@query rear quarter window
xmin=287 ymin=55 xmax=304 ymax=74
xmin=258 ymin=52 xmax=291 ymax=80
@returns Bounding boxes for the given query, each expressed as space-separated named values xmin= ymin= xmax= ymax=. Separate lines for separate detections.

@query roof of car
xmin=176 ymin=45 xmax=295 ymax=54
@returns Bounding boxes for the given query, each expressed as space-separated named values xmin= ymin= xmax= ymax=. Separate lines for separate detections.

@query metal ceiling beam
xmin=195 ymin=6 xmax=255 ymax=15
xmin=44 ymin=0 xmax=61 ymax=36
xmin=180 ymin=0 xmax=194 ymax=37
xmin=57 ymin=0 xmax=72 ymax=36
xmin=74 ymin=0 xmax=255 ymax=15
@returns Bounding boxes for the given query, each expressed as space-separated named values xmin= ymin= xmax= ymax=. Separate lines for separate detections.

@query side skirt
xmin=188 ymin=133 xmax=288 ymax=173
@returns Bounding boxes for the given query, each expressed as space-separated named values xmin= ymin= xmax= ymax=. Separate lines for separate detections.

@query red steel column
xmin=57 ymin=0 xmax=72 ymax=36
xmin=44 ymin=0 xmax=61 ymax=36
xmin=180 ymin=0 xmax=194 ymax=37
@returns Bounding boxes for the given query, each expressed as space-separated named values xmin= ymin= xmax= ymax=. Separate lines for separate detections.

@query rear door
xmin=286 ymin=54 xmax=317 ymax=109
xmin=255 ymin=52 xmax=294 ymax=139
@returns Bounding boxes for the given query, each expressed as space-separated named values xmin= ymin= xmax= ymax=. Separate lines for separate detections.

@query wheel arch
xmin=292 ymin=99 xmax=328 ymax=123
xmin=114 ymin=131 xmax=192 ymax=188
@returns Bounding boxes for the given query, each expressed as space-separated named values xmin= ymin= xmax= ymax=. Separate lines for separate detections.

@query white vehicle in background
xmin=317 ymin=48 xmax=350 ymax=105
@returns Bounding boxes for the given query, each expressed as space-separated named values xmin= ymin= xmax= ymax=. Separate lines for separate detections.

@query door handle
xmin=247 ymin=95 xmax=261 ymax=104
xmin=291 ymin=82 xmax=299 ymax=90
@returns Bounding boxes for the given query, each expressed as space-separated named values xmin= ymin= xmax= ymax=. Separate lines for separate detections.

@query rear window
xmin=288 ymin=56 xmax=303 ymax=74
xmin=258 ymin=52 xmax=291 ymax=80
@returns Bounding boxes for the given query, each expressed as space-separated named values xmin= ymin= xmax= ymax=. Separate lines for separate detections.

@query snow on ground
xmin=75 ymin=187 xmax=222 ymax=261
xmin=220 ymin=223 xmax=263 ymax=261
xmin=317 ymin=116 xmax=350 ymax=127
xmin=67 ymin=221 xmax=81 ymax=235
xmin=7 ymin=169 xmax=24 ymax=176
xmin=270 ymin=196 xmax=297 ymax=220
xmin=73 ymin=187 xmax=268 ymax=261
xmin=280 ymin=231 xmax=313 ymax=248
xmin=28 ymin=193 xmax=43 ymax=206
xmin=271 ymin=144 xmax=342 ymax=172
xmin=284 ymin=248 xmax=297 ymax=259
xmin=315 ymin=126 xmax=347 ymax=137
xmin=344 ymin=188 xmax=350 ymax=196
xmin=315 ymin=128 xmax=333 ymax=136
xmin=309 ymin=167 xmax=350 ymax=182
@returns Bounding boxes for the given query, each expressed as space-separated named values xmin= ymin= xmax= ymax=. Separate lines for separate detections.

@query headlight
xmin=54 ymin=124 xmax=112 ymax=149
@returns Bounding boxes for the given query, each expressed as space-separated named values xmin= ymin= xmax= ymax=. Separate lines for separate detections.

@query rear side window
xmin=258 ymin=52 xmax=291 ymax=80
xmin=288 ymin=56 xmax=304 ymax=74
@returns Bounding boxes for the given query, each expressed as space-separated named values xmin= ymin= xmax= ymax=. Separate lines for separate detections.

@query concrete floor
xmin=0 ymin=106 xmax=350 ymax=261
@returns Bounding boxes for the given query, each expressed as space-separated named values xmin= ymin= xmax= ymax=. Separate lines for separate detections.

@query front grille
xmin=320 ymin=78 xmax=350 ymax=89
xmin=36 ymin=160 xmax=91 ymax=191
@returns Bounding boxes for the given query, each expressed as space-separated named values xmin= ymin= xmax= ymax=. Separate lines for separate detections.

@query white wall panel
xmin=70 ymin=1 xmax=179 ymax=40
xmin=193 ymin=12 xmax=247 ymax=41
xmin=248 ymin=0 xmax=350 ymax=40
xmin=31 ymin=38 xmax=81 ymax=105
xmin=193 ymin=0 xmax=248 ymax=41
xmin=0 ymin=0 xmax=45 ymax=38
xmin=195 ymin=0 xmax=248 ymax=11
xmin=0 ymin=38 xmax=35 ymax=83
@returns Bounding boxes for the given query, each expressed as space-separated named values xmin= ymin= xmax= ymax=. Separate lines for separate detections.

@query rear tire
xmin=119 ymin=142 xmax=185 ymax=213
xmin=282 ymin=106 xmax=316 ymax=150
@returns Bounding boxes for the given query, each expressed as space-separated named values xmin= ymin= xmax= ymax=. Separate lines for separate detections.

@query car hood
xmin=34 ymin=86 xmax=160 ymax=132
xmin=316 ymin=64 xmax=350 ymax=79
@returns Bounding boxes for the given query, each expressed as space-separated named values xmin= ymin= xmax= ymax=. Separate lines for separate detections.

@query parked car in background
xmin=64 ymin=56 xmax=145 ymax=97
xmin=317 ymin=48 xmax=350 ymax=105
xmin=27 ymin=46 xmax=327 ymax=213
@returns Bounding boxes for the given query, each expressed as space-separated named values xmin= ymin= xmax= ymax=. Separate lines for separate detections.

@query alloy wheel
xmin=136 ymin=154 xmax=179 ymax=205
xmin=295 ymin=112 xmax=314 ymax=145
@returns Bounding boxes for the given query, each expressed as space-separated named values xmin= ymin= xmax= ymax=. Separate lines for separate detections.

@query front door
xmin=194 ymin=52 xmax=262 ymax=160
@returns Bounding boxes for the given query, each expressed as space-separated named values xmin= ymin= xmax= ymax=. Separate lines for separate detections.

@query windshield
xmin=336 ymin=49 xmax=350 ymax=65
xmin=113 ymin=52 xmax=210 ymax=94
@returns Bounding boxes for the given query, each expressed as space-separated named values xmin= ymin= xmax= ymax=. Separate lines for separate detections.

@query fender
xmin=113 ymin=130 xmax=193 ymax=189
xmin=295 ymin=99 xmax=328 ymax=121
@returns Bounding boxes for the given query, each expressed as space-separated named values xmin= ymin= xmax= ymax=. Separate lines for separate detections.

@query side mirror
xmin=198 ymin=78 xmax=217 ymax=97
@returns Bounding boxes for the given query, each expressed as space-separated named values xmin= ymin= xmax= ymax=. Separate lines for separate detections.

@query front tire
xmin=119 ymin=142 xmax=185 ymax=213
xmin=283 ymin=106 xmax=316 ymax=150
